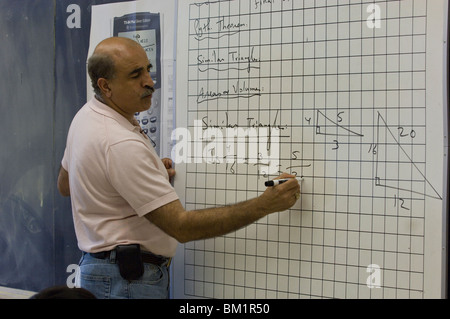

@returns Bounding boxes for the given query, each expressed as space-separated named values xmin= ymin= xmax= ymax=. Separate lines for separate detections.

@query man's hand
xmin=161 ymin=158 xmax=176 ymax=180
xmin=257 ymin=173 xmax=301 ymax=214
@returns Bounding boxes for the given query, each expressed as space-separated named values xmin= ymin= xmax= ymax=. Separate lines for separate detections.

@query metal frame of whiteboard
xmin=445 ymin=1 xmax=450 ymax=299
xmin=0 ymin=286 xmax=35 ymax=299
xmin=438 ymin=0 xmax=450 ymax=298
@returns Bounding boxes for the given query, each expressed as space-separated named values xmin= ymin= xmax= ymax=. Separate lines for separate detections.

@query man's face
xmin=107 ymin=43 xmax=155 ymax=116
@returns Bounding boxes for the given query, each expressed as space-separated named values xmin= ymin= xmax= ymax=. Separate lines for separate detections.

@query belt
xmin=88 ymin=249 xmax=170 ymax=267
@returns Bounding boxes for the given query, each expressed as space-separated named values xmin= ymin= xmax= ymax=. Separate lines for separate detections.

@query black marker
xmin=265 ymin=177 xmax=303 ymax=187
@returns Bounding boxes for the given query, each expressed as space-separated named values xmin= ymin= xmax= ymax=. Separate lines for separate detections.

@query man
xmin=57 ymin=37 xmax=301 ymax=299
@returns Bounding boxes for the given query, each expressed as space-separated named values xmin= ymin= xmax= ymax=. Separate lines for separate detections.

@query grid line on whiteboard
xmin=182 ymin=0 xmax=431 ymax=299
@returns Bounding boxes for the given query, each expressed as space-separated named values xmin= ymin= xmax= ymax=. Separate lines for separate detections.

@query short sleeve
xmin=106 ymin=139 xmax=179 ymax=216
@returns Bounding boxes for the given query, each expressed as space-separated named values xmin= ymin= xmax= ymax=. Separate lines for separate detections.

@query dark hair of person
xmin=30 ymin=285 xmax=97 ymax=299
xmin=87 ymin=53 xmax=116 ymax=97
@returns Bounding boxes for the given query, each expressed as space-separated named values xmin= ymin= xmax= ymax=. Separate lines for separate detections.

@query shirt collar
xmin=89 ymin=97 xmax=143 ymax=134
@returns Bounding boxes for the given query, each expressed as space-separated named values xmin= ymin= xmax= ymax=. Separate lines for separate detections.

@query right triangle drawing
xmin=374 ymin=112 xmax=442 ymax=200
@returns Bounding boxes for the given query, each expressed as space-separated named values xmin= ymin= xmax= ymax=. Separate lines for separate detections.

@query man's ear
xmin=97 ymin=78 xmax=112 ymax=98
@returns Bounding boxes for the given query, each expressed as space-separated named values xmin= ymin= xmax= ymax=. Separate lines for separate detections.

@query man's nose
xmin=143 ymin=71 xmax=154 ymax=88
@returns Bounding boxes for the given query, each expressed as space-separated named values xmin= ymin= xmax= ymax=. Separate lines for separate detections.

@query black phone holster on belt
xmin=115 ymin=244 xmax=144 ymax=281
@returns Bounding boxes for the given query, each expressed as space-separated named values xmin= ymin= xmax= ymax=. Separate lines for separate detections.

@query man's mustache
xmin=142 ymin=86 xmax=155 ymax=98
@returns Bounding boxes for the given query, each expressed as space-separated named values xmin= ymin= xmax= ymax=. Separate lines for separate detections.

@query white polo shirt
xmin=61 ymin=98 xmax=179 ymax=257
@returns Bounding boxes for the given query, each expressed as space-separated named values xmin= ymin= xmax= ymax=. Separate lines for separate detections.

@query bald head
xmin=94 ymin=37 xmax=144 ymax=58
xmin=88 ymin=37 xmax=146 ymax=97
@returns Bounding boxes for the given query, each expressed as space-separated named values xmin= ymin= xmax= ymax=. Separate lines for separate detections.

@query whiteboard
xmin=172 ymin=0 xmax=448 ymax=299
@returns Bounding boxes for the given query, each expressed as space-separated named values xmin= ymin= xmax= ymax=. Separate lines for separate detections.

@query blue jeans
xmin=77 ymin=251 xmax=170 ymax=299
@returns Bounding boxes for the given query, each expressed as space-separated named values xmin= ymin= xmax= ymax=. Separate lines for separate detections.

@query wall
xmin=0 ymin=0 xmax=132 ymax=293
